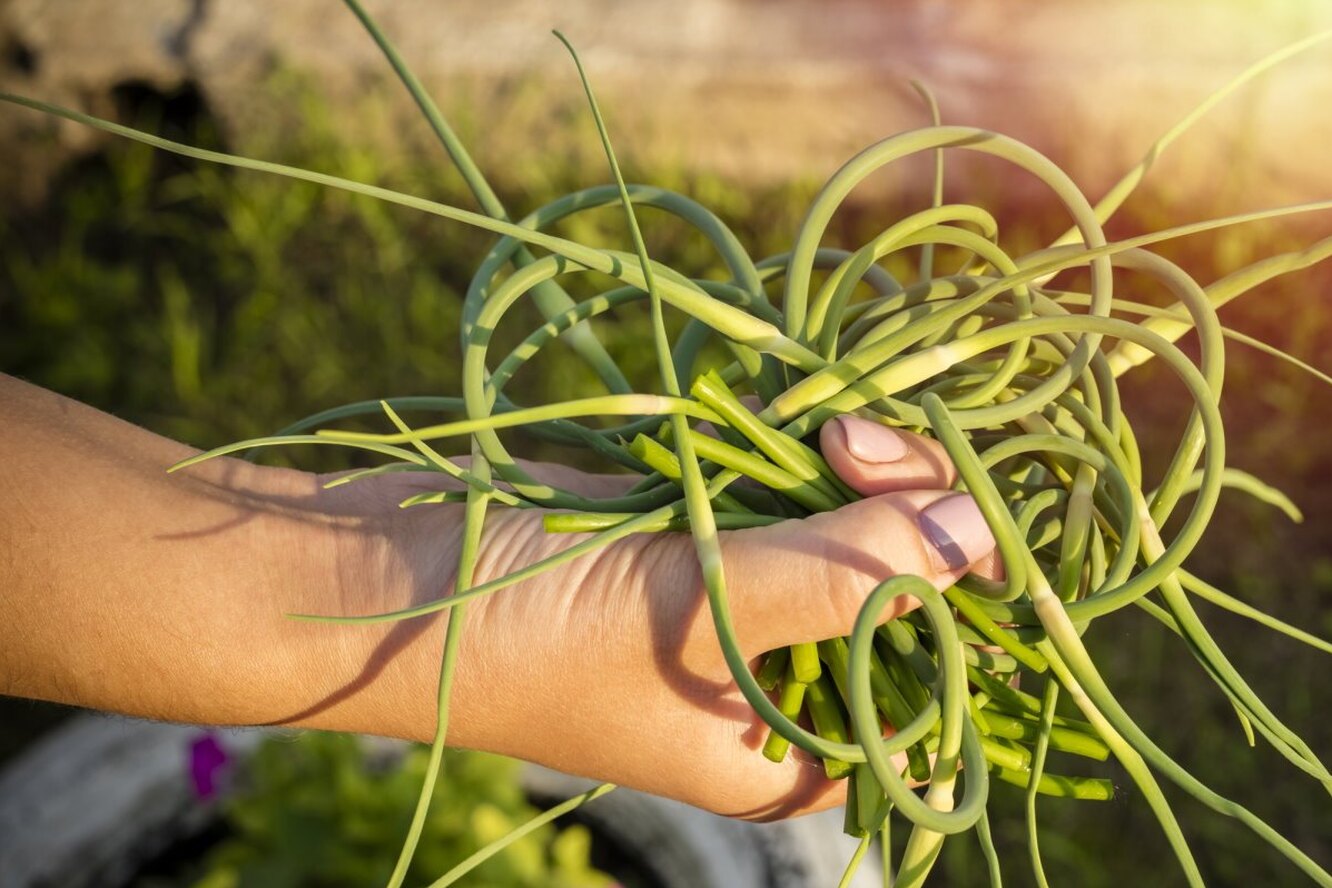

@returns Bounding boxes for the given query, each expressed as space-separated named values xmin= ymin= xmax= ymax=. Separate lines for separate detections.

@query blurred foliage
xmin=165 ymin=733 xmax=610 ymax=888
xmin=0 ymin=69 xmax=823 ymax=473
xmin=3 ymin=68 xmax=1330 ymax=887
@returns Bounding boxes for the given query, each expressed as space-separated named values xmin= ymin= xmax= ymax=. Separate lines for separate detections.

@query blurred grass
xmin=1 ymin=71 xmax=1330 ymax=887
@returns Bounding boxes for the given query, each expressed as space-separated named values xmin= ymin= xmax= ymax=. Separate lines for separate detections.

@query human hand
xmin=0 ymin=373 xmax=995 ymax=821
xmin=308 ymin=414 xmax=997 ymax=820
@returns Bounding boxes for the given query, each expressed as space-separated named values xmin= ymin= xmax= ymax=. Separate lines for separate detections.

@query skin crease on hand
xmin=0 ymin=375 xmax=998 ymax=823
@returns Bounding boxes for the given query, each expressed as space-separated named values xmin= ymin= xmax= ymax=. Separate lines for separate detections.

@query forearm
xmin=0 ymin=374 xmax=433 ymax=735
xmin=0 ymin=374 xmax=996 ymax=819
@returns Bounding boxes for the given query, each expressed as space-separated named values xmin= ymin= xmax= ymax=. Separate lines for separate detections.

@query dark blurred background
xmin=2 ymin=1 xmax=1330 ymax=885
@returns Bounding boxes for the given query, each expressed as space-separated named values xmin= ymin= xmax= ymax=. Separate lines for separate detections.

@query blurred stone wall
xmin=3 ymin=0 xmax=1331 ymax=209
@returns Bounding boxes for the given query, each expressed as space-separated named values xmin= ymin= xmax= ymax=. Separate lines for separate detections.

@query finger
xmin=971 ymin=548 xmax=1005 ymax=583
xmin=819 ymin=416 xmax=1006 ymax=583
xmin=753 ymin=740 xmax=934 ymax=820
xmin=720 ymin=490 xmax=996 ymax=656
xmin=702 ymin=707 xmax=934 ymax=820
xmin=820 ymin=414 xmax=957 ymax=495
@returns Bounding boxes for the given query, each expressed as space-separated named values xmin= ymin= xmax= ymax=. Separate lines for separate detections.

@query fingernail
xmin=919 ymin=494 xmax=995 ymax=572
xmin=835 ymin=416 xmax=910 ymax=464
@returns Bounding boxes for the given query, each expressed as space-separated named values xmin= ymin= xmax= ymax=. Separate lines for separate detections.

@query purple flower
xmin=188 ymin=731 xmax=231 ymax=800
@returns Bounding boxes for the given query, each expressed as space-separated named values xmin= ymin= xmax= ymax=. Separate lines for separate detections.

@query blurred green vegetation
xmin=0 ymin=70 xmax=820 ymax=472
xmin=2 ymin=71 xmax=1330 ymax=887
xmin=141 ymin=733 xmax=610 ymax=888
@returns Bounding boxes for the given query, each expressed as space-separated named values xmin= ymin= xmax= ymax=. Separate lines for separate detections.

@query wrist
xmin=275 ymin=470 xmax=465 ymax=745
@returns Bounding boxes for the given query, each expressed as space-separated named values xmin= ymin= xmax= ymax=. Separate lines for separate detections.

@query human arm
xmin=0 ymin=373 xmax=995 ymax=818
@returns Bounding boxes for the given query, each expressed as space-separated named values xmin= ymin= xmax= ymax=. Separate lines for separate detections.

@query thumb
xmin=720 ymin=490 xmax=996 ymax=656
xmin=820 ymin=414 xmax=958 ymax=495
